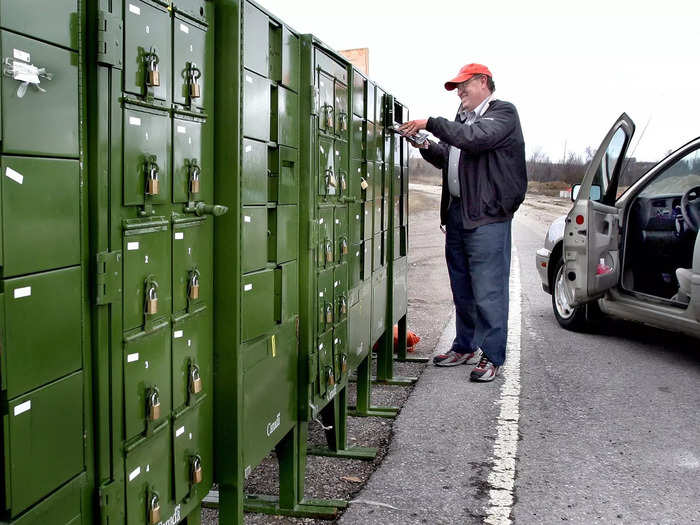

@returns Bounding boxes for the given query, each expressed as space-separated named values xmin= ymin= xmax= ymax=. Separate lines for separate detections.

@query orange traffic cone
xmin=393 ymin=325 xmax=421 ymax=353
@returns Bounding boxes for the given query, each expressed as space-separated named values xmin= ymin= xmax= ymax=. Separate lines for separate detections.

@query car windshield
xmin=638 ymin=147 xmax=700 ymax=197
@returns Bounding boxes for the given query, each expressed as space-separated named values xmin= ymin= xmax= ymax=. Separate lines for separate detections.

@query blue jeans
xmin=445 ymin=199 xmax=511 ymax=366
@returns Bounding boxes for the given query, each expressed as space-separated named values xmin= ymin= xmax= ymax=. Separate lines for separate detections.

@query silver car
xmin=536 ymin=114 xmax=700 ymax=338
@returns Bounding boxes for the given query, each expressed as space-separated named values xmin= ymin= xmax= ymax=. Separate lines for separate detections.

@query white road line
xmin=484 ymin=247 xmax=522 ymax=525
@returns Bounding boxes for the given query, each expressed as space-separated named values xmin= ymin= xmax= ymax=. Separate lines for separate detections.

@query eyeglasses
xmin=458 ymin=75 xmax=482 ymax=90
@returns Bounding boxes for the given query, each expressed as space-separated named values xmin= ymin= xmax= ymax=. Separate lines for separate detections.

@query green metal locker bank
xmin=0 ymin=0 xmax=411 ymax=523
xmin=86 ymin=0 xmax=220 ymax=523
xmin=0 ymin=1 xmax=93 ymax=524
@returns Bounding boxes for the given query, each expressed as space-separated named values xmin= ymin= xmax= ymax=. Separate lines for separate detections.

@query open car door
xmin=563 ymin=113 xmax=635 ymax=306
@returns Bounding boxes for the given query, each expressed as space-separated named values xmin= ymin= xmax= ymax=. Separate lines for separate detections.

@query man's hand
xmin=399 ymin=119 xmax=428 ymax=136
xmin=399 ymin=119 xmax=431 ymax=149
xmin=407 ymin=136 xmax=430 ymax=149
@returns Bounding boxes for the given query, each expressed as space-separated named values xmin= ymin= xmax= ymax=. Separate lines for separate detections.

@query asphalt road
xmin=338 ymin=191 xmax=699 ymax=524
xmin=513 ymin=207 xmax=700 ymax=524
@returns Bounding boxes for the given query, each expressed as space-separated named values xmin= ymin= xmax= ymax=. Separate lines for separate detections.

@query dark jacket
xmin=420 ymin=99 xmax=527 ymax=228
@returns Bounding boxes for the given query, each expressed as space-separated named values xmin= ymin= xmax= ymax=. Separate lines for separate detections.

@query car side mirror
xmin=571 ymin=184 xmax=580 ymax=201
xmin=571 ymin=184 xmax=602 ymax=202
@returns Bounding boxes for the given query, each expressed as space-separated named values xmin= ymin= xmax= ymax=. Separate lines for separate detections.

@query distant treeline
xmin=526 ymin=158 xmax=655 ymax=187
xmin=408 ymin=155 xmax=655 ymax=188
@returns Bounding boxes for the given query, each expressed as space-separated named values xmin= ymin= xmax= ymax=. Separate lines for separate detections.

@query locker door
xmin=123 ymin=0 xmax=172 ymax=101
xmin=173 ymin=16 xmax=207 ymax=110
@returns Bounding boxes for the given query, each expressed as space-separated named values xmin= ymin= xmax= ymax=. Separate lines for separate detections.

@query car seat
xmin=676 ymin=233 xmax=700 ymax=302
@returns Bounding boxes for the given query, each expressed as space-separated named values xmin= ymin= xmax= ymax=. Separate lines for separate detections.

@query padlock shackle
xmin=189 ymin=63 xmax=202 ymax=80
xmin=145 ymin=47 xmax=160 ymax=65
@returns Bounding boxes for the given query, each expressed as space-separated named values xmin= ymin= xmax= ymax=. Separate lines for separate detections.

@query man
xmin=399 ymin=63 xmax=527 ymax=382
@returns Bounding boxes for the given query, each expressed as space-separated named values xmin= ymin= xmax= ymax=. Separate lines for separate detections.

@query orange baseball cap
xmin=444 ymin=63 xmax=492 ymax=91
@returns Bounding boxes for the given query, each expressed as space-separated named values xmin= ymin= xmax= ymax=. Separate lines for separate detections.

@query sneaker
xmin=470 ymin=355 xmax=500 ymax=382
xmin=433 ymin=348 xmax=482 ymax=367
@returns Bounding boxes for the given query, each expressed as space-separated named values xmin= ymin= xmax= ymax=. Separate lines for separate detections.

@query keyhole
xmin=145 ymin=361 xmax=149 ymax=369
xmin=145 ymin=25 xmax=150 ymax=34
xmin=187 ymin=339 xmax=192 ymax=347
xmin=145 ymin=132 xmax=149 ymax=141
xmin=145 ymin=255 xmax=149 ymax=264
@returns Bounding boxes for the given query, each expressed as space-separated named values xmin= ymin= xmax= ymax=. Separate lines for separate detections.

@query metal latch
xmin=96 ymin=250 xmax=122 ymax=305
xmin=98 ymin=481 xmax=125 ymax=525
xmin=97 ymin=10 xmax=123 ymax=68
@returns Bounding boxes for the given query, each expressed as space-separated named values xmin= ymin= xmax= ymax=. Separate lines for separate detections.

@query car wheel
xmin=551 ymin=256 xmax=592 ymax=331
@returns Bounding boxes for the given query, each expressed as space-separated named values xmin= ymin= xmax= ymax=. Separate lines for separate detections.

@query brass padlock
xmin=341 ymin=238 xmax=349 ymax=256
xmin=339 ymin=174 xmax=347 ymax=192
xmin=327 ymin=367 xmax=335 ymax=386
xmin=149 ymin=493 xmax=161 ymax=525
xmin=189 ymin=63 xmax=201 ymax=99
xmin=360 ymin=177 xmax=369 ymax=191
xmin=325 ymin=240 xmax=333 ymax=263
xmin=338 ymin=112 xmax=347 ymax=133
xmin=191 ymin=456 xmax=203 ymax=484
xmin=324 ymin=105 xmax=333 ymax=129
xmin=325 ymin=303 xmax=333 ymax=325
xmin=146 ymin=286 xmax=158 ymax=315
xmin=146 ymin=163 xmax=160 ymax=196
xmin=189 ymin=272 xmax=200 ymax=300
xmin=341 ymin=354 xmax=348 ymax=374
xmin=148 ymin=389 xmax=161 ymax=421
xmin=339 ymin=296 xmax=347 ymax=316
xmin=327 ymin=170 xmax=337 ymax=188
xmin=189 ymin=365 xmax=203 ymax=394
xmin=189 ymin=163 xmax=201 ymax=194
xmin=146 ymin=49 xmax=160 ymax=87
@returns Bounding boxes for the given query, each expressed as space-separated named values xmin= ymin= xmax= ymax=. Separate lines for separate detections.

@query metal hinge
xmin=310 ymin=87 xmax=319 ymax=115
xmin=309 ymin=219 xmax=318 ymax=246
xmin=96 ymin=250 xmax=122 ymax=305
xmin=98 ymin=481 xmax=125 ymax=525
xmin=97 ymin=10 xmax=123 ymax=68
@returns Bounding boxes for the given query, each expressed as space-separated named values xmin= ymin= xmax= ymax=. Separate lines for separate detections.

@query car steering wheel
xmin=680 ymin=185 xmax=700 ymax=232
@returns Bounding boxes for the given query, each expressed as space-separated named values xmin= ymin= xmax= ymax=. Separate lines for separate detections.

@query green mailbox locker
xmin=3 ymin=372 xmax=84 ymax=517
xmin=0 ymin=157 xmax=80 ymax=276
xmin=0 ymin=30 xmax=80 ymax=158
xmin=214 ymin=2 xmax=322 ymax=523
xmin=123 ymin=0 xmax=172 ymax=102
xmin=0 ymin=1 xmax=91 ymax=523
xmin=89 ymin=0 xmax=219 ymax=523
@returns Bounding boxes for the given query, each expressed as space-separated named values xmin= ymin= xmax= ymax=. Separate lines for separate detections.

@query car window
xmin=591 ymin=128 xmax=626 ymax=202
xmin=638 ymin=148 xmax=700 ymax=197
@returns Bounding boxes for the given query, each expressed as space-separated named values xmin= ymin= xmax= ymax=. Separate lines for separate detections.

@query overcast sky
xmin=256 ymin=0 xmax=700 ymax=162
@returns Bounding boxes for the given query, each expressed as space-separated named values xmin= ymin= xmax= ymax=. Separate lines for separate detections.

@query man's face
xmin=457 ymin=75 xmax=489 ymax=112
